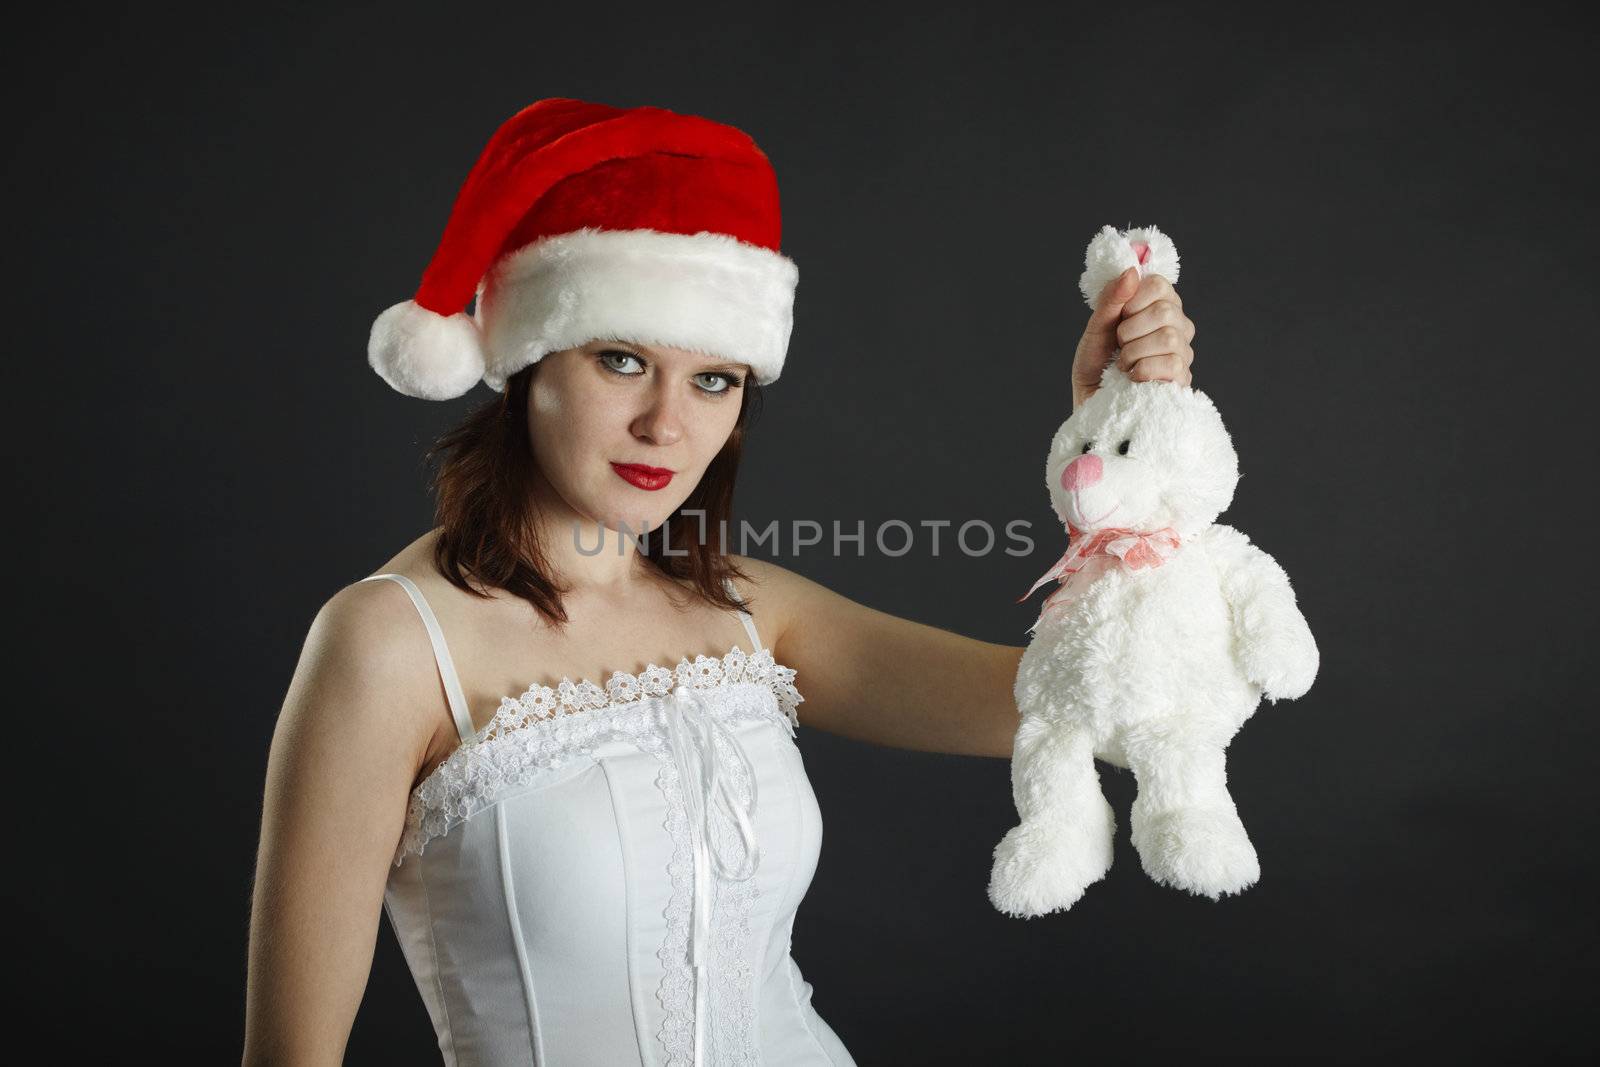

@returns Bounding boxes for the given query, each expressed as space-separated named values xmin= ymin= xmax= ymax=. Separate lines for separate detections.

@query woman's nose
xmin=1060 ymin=454 xmax=1102 ymax=491
xmin=632 ymin=397 xmax=684 ymax=446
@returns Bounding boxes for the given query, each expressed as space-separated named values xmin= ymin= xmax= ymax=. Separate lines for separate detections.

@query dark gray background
xmin=12 ymin=2 xmax=1595 ymax=1062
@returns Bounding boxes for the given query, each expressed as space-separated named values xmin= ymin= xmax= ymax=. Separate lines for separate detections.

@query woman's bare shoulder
xmin=725 ymin=553 xmax=893 ymax=640
xmin=306 ymin=576 xmax=439 ymax=710
xmin=727 ymin=554 xmax=839 ymax=596
xmin=287 ymin=531 xmax=453 ymax=744
xmin=256 ymin=576 xmax=448 ymax=817
xmin=723 ymin=554 xmax=840 ymax=653
xmin=366 ymin=526 xmax=444 ymax=584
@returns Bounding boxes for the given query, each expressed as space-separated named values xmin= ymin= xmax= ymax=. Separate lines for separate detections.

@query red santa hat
xmin=367 ymin=98 xmax=799 ymax=399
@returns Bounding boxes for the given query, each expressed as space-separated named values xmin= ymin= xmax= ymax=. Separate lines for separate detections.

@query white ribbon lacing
xmin=665 ymin=683 xmax=762 ymax=1067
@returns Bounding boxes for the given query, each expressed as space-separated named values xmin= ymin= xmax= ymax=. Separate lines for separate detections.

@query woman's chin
xmin=586 ymin=504 xmax=678 ymax=537
xmin=559 ymin=481 xmax=695 ymax=539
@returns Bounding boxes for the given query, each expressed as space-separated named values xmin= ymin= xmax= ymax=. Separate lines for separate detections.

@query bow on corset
xmin=665 ymin=683 xmax=761 ymax=1067
xmin=1016 ymin=520 xmax=1183 ymax=634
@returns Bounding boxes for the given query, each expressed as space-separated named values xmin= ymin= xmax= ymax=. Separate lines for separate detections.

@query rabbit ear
xmin=1123 ymin=224 xmax=1181 ymax=284
xmin=1078 ymin=224 xmax=1182 ymax=309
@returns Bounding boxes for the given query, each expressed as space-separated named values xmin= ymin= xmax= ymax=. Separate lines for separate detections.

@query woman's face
xmin=526 ymin=340 xmax=749 ymax=534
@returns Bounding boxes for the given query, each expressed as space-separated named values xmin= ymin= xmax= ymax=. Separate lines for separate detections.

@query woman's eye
xmin=694 ymin=372 xmax=741 ymax=396
xmin=1117 ymin=439 xmax=1131 ymax=455
xmin=598 ymin=350 xmax=645 ymax=375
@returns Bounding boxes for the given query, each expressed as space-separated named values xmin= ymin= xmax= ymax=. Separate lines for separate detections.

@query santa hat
xmin=367 ymin=98 xmax=799 ymax=400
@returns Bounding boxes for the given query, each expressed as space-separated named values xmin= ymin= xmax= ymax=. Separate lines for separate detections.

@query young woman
xmin=242 ymin=99 xmax=1195 ymax=1066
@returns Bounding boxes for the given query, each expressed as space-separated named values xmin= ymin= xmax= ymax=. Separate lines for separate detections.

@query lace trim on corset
xmin=393 ymin=644 xmax=802 ymax=867
xmin=653 ymin=714 xmax=764 ymax=1066
xmin=706 ymin=728 xmax=761 ymax=1066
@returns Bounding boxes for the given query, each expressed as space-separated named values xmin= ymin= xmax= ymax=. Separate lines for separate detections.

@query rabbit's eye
xmin=1081 ymin=441 xmax=1094 ymax=454
xmin=1117 ymin=439 xmax=1131 ymax=456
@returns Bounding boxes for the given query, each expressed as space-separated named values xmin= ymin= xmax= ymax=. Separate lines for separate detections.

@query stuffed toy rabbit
xmin=989 ymin=225 xmax=1319 ymax=918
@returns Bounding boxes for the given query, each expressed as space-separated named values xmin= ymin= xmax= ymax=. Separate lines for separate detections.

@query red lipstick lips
xmin=611 ymin=462 xmax=674 ymax=491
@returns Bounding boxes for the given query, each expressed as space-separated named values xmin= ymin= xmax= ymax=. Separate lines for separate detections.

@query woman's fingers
xmin=1117 ymin=323 xmax=1193 ymax=365
xmin=1115 ymin=280 xmax=1197 ymax=385
xmin=1122 ymin=271 xmax=1183 ymax=314
xmin=1122 ymin=351 xmax=1192 ymax=386
xmin=1115 ymin=297 xmax=1195 ymax=347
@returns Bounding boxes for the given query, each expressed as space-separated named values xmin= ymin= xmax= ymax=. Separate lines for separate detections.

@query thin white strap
xmin=721 ymin=575 xmax=763 ymax=652
xmin=361 ymin=573 xmax=478 ymax=744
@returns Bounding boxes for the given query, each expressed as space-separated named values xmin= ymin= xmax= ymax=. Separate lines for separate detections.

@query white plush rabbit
xmin=989 ymin=226 xmax=1319 ymax=918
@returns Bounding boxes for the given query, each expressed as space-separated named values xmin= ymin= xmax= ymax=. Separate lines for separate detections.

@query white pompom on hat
xmin=367 ymin=97 xmax=799 ymax=400
xmin=367 ymin=301 xmax=489 ymax=401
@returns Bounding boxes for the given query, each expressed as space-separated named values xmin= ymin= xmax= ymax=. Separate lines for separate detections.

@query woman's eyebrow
xmin=676 ymin=351 xmax=747 ymax=373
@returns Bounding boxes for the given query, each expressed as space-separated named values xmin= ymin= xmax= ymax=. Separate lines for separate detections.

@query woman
xmin=243 ymin=99 xmax=1195 ymax=1066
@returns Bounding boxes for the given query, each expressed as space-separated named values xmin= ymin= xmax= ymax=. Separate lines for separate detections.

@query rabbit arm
xmin=1200 ymin=524 xmax=1320 ymax=703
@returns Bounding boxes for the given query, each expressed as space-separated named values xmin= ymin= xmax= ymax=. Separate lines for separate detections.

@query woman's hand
xmin=1070 ymin=265 xmax=1197 ymax=409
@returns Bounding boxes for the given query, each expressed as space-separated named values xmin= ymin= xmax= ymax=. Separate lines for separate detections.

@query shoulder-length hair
xmin=423 ymin=361 xmax=761 ymax=626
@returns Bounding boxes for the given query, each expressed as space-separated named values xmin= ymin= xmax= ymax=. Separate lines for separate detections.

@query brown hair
xmin=423 ymin=360 xmax=762 ymax=627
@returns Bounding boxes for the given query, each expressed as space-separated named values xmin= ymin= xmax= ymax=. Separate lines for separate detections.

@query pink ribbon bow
xmin=1016 ymin=521 xmax=1183 ymax=634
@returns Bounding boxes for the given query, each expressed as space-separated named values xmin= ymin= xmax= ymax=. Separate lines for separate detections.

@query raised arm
xmin=734 ymin=556 xmax=1024 ymax=758
xmin=242 ymin=581 xmax=444 ymax=1065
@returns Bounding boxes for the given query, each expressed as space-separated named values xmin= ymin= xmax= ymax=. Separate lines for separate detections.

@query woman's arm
xmin=736 ymin=557 xmax=1025 ymax=759
xmin=242 ymin=582 xmax=444 ymax=1065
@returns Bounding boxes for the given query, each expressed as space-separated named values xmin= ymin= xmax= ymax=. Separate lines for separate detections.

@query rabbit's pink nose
xmin=1061 ymin=454 xmax=1102 ymax=491
xmin=1130 ymin=240 xmax=1150 ymax=265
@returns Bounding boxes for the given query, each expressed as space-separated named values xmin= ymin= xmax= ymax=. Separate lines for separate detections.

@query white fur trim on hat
xmin=368 ymin=300 xmax=488 ymax=400
xmin=1078 ymin=224 xmax=1181 ymax=309
xmin=474 ymin=227 xmax=799 ymax=389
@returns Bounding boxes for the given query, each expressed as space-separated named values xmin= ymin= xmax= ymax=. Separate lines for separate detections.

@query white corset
xmin=361 ymin=572 xmax=854 ymax=1067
